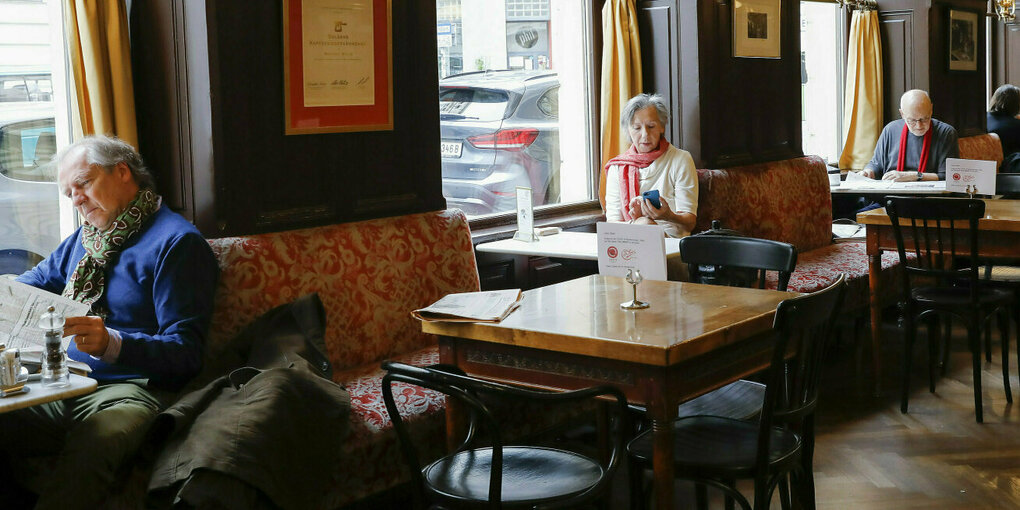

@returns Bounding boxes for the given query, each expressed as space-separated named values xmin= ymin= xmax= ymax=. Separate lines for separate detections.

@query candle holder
xmin=620 ymin=268 xmax=650 ymax=310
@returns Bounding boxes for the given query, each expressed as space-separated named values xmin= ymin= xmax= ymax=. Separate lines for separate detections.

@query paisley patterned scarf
xmin=63 ymin=189 xmax=161 ymax=308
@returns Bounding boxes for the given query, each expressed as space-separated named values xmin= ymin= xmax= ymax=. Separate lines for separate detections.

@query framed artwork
xmin=283 ymin=0 xmax=393 ymax=134
xmin=733 ymin=0 xmax=781 ymax=59
xmin=948 ymin=9 xmax=978 ymax=72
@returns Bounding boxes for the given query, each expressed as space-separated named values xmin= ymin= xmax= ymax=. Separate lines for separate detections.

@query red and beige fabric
xmin=958 ymin=132 xmax=1004 ymax=171
xmin=695 ymin=156 xmax=833 ymax=252
xmin=203 ymin=209 xmax=480 ymax=508
xmin=693 ymin=156 xmax=906 ymax=312
xmin=206 ymin=209 xmax=479 ymax=372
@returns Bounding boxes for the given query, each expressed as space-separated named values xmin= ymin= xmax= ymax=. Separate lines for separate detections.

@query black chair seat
xmin=425 ymin=446 xmax=602 ymax=504
xmin=677 ymin=380 xmax=766 ymax=420
xmin=912 ymin=286 xmax=1014 ymax=306
xmin=627 ymin=416 xmax=801 ymax=476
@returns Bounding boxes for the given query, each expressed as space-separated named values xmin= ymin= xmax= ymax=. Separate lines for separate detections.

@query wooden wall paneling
xmin=142 ymin=0 xmax=449 ymax=237
xmin=928 ymin=0 xmax=987 ymax=137
xmin=130 ymin=0 xmax=193 ymax=220
xmin=1006 ymin=23 xmax=1020 ymax=86
xmin=637 ymin=1 xmax=683 ymax=156
xmin=697 ymin=0 xmax=802 ymax=167
xmin=877 ymin=10 xmax=916 ymax=124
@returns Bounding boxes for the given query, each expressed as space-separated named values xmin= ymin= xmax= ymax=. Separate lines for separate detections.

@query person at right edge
xmin=860 ymin=89 xmax=959 ymax=182
xmin=988 ymin=84 xmax=1020 ymax=173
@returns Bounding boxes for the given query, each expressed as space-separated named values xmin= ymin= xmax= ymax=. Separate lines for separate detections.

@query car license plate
xmin=440 ymin=141 xmax=462 ymax=158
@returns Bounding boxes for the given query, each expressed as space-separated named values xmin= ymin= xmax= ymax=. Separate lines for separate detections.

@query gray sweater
xmin=865 ymin=118 xmax=959 ymax=179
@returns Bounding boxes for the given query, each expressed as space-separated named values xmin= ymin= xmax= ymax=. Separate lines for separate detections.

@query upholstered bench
xmin=197 ymin=209 xmax=479 ymax=509
xmin=694 ymin=155 xmax=903 ymax=310
xmin=959 ymin=132 xmax=1004 ymax=170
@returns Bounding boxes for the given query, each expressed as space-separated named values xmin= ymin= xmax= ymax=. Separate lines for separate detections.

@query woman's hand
xmin=64 ymin=316 xmax=110 ymax=356
xmin=628 ymin=196 xmax=647 ymax=220
xmin=640 ymin=196 xmax=674 ymax=220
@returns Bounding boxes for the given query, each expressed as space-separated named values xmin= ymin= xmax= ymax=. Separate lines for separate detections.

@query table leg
xmin=439 ymin=338 xmax=465 ymax=451
xmin=652 ymin=417 xmax=675 ymax=510
xmin=868 ymin=253 xmax=882 ymax=396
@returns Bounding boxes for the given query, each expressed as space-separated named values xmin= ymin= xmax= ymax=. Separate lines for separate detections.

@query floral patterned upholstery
xmin=693 ymin=156 xmax=905 ymax=311
xmin=695 ymin=156 xmax=833 ymax=252
xmin=959 ymin=133 xmax=1003 ymax=170
xmin=202 ymin=209 xmax=480 ymax=508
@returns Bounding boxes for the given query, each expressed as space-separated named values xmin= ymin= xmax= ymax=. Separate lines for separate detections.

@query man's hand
xmin=64 ymin=316 xmax=110 ymax=356
xmin=881 ymin=170 xmax=917 ymax=182
xmin=860 ymin=169 xmax=877 ymax=179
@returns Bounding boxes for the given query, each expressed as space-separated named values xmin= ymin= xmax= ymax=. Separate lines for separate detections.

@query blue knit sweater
xmin=17 ymin=206 xmax=218 ymax=390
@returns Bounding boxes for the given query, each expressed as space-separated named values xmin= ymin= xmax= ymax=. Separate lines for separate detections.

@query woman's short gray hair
xmin=620 ymin=93 xmax=670 ymax=130
xmin=56 ymin=135 xmax=155 ymax=191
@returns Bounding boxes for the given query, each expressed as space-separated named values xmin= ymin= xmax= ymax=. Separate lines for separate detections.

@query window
xmin=0 ymin=0 xmax=72 ymax=275
xmin=436 ymin=0 xmax=596 ymax=219
xmin=800 ymin=1 xmax=842 ymax=164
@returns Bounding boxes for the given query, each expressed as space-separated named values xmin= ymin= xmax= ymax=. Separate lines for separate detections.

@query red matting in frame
xmin=283 ymin=0 xmax=393 ymax=134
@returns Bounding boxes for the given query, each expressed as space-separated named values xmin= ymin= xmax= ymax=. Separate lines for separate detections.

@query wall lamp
xmin=992 ymin=0 xmax=1016 ymax=23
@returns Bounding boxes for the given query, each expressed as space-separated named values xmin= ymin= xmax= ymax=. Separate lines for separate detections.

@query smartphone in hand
xmin=641 ymin=190 xmax=661 ymax=209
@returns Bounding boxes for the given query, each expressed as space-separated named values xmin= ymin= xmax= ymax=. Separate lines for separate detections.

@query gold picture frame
xmin=733 ymin=0 xmax=781 ymax=59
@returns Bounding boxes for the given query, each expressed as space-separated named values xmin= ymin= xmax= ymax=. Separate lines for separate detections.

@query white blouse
xmin=605 ymin=144 xmax=699 ymax=238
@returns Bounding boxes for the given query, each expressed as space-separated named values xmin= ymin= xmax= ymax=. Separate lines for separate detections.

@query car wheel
xmin=0 ymin=250 xmax=44 ymax=277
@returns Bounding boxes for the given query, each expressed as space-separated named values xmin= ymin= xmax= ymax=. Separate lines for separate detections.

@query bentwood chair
xmin=627 ymin=275 xmax=846 ymax=510
xmin=381 ymin=361 xmax=628 ymax=510
xmin=980 ymin=175 xmax=1020 ymax=375
xmin=675 ymin=235 xmax=798 ymax=422
xmin=885 ymin=196 xmax=1014 ymax=423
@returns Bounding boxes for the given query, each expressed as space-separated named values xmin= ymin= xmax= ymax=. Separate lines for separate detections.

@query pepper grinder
xmin=38 ymin=306 xmax=69 ymax=388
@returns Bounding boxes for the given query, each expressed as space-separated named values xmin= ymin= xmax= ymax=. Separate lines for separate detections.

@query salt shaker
xmin=38 ymin=306 xmax=69 ymax=388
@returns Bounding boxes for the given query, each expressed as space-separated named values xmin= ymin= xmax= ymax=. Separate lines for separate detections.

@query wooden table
xmin=475 ymin=231 xmax=683 ymax=261
xmin=0 ymin=373 xmax=97 ymax=413
xmin=857 ymin=199 xmax=1020 ymax=394
xmin=422 ymin=274 xmax=794 ymax=510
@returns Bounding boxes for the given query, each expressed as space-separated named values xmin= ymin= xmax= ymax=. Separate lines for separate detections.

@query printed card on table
xmin=596 ymin=222 xmax=667 ymax=281
xmin=513 ymin=186 xmax=538 ymax=242
xmin=946 ymin=158 xmax=996 ymax=195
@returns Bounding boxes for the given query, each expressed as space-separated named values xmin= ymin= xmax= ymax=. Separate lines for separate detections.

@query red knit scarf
xmin=896 ymin=123 xmax=932 ymax=175
xmin=604 ymin=138 xmax=669 ymax=221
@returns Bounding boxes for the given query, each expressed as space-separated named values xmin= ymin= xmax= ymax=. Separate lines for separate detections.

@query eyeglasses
xmin=903 ymin=116 xmax=931 ymax=126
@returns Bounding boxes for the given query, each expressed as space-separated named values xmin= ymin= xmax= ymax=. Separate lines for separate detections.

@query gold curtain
xmin=599 ymin=0 xmax=642 ymax=209
xmin=838 ymin=9 xmax=882 ymax=170
xmin=64 ymin=0 xmax=138 ymax=147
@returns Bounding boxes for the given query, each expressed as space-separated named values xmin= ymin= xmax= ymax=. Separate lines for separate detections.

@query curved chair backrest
xmin=381 ymin=361 xmax=628 ymax=509
xmin=884 ymin=196 xmax=985 ymax=304
xmin=756 ymin=274 xmax=846 ymax=471
xmin=680 ymin=234 xmax=798 ymax=291
xmin=997 ymin=173 xmax=1020 ymax=199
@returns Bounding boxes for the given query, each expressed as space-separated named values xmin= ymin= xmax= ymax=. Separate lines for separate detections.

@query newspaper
xmin=412 ymin=289 xmax=523 ymax=323
xmin=0 ymin=278 xmax=89 ymax=351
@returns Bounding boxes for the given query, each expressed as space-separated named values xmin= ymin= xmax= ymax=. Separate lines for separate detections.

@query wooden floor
xmin=811 ymin=320 xmax=1020 ymax=510
xmin=358 ymin=318 xmax=1020 ymax=509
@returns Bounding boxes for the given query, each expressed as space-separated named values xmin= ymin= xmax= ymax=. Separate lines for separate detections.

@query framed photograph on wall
xmin=733 ymin=0 xmax=781 ymax=59
xmin=283 ymin=0 xmax=394 ymax=134
xmin=948 ymin=9 xmax=978 ymax=72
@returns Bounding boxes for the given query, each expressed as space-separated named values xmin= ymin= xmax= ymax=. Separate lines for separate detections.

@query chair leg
xmin=969 ymin=314 xmax=984 ymax=423
xmin=985 ymin=313 xmax=993 ymax=363
xmin=1000 ymin=308 xmax=1012 ymax=403
xmin=901 ymin=310 xmax=916 ymax=414
xmin=926 ymin=315 xmax=939 ymax=393
xmin=941 ymin=317 xmax=952 ymax=376
xmin=628 ymin=458 xmax=647 ymax=510
xmin=696 ymin=482 xmax=709 ymax=510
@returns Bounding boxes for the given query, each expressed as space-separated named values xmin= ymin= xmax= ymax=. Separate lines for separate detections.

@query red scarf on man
xmin=604 ymin=138 xmax=669 ymax=221
xmin=896 ymin=123 xmax=932 ymax=175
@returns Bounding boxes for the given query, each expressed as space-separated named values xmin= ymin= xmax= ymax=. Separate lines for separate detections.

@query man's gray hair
xmin=56 ymin=135 xmax=155 ymax=191
xmin=620 ymin=93 xmax=670 ymax=130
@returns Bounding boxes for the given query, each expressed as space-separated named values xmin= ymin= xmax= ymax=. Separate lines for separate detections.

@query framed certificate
xmin=283 ymin=0 xmax=393 ymax=134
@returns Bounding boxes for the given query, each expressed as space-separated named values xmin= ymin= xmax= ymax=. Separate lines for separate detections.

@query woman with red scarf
xmin=604 ymin=93 xmax=698 ymax=238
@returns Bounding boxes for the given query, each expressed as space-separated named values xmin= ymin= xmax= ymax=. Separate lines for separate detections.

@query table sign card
xmin=946 ymin=158 xmax=996 ymax=195
xmin=596 ymin=222 xmax=667 ymax=281
xmin=513 ymin=186 xmax=538 ymax=242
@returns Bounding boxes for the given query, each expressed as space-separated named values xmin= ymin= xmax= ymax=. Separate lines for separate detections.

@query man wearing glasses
xmin=860 ymin=89 xmax=959 ymax=182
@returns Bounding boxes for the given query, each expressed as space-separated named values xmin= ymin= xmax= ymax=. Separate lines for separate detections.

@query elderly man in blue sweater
xmin=0 ymin=135 xmax=218 ymax=509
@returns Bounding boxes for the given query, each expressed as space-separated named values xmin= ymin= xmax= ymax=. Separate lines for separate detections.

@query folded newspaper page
xmin=412 ymin=289 xmax=523 ymax=323
xmin=0 ymin=278 xmax=89 ymax=351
